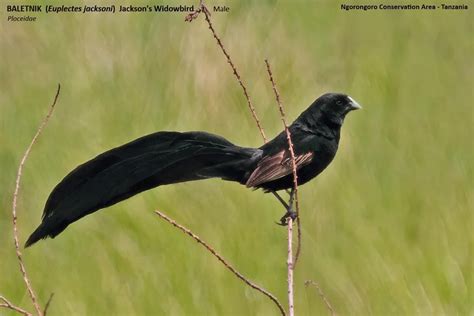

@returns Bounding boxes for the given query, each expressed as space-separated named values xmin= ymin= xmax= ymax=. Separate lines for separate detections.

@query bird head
xmin=319 ymin=92 xmax=361 ymax=116
xmin=301 ymin=93 xmax=362 ymax=127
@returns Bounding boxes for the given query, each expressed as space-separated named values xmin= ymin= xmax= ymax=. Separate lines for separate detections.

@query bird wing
xmin=245 ymin=150 xmax=313 ymax=188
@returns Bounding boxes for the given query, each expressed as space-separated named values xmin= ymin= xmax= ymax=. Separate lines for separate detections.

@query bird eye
xmin=336 ymin=100 xmax=343 ymax=106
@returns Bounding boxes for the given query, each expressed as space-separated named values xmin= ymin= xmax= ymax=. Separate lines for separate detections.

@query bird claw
xmin=276 ymin=209 xmax=297 ymax=226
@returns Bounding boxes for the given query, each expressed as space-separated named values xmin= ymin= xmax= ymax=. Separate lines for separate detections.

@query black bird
xmin=25 ymin=93 xmax=361 ymax=247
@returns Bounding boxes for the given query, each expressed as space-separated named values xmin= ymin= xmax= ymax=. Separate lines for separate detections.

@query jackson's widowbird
xmin=25 ymin=93 xmax=361 ymax=247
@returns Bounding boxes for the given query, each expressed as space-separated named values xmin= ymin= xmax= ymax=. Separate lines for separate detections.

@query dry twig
xmin=42 ymin=293 xmax=54 ymax=316
xmin=154 ymin=210 xmax=286 ymax=316
xmin=305 ymin=280 xmax=336 ymax=316
xmin=0 ymin=296 xmax=32 ymax=316
xmin=264 ymin=59 xmax=298 ymax=316
xmin=286 ymin=217 xmax=295 ymax=316
xmin=7 ymin=84 xmax=61 ymax=316
xmin=264 ymin=60 xmax=303 ymax=266
xmin=294 ymin=215 xmax=302 ymax=266
xmin=185 ymin=1 xmax=267 ymax=142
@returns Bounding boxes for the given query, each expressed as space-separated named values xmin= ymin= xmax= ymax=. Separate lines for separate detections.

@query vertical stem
xmin=264 ymin=59 xmax=297 ymax=315
xmin=287 ymin=218 xmax=294 ymax=316
xmin=11 ymin=84 xmax=60 ymax=316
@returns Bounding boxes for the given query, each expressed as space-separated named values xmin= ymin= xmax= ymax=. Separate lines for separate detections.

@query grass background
xmin=1 ymin=1 xmax=472 ymax=315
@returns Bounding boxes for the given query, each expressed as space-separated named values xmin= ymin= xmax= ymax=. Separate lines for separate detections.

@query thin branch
xmin=11 ymin=84 xmax=61 ymax=316
xmin=264 ymin=59 xmax=303 ymax=266
xmin=185 ymin=2 xmax=267 ymax=143
xmin=43 ymin=293 xmax=54 ymax=316
xmin=264 ymin=59 xmax=297 ymax=316
xmin=294 ymin=216 xmax=302 ymax=266
xmin=184 ymin=0 xmax=205 ymax=22
xmin=264 ymin=59 xmax=302 ymax=265
xmin=286 ymin=217 xmax=294 ymax=316
xmin=305 ymin=280 xmax=336 ymax=316
xmin=0 ymin=295 xmax=33 ymax=316
xmin=154 ymin=210 xmax=286 ymax=316
xmin=264 ymin=60 xmax=299 ymax=214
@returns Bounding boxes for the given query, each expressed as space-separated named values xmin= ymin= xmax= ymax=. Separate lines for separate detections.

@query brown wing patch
xmin=245 ymin=151 xmax=313 ymax=188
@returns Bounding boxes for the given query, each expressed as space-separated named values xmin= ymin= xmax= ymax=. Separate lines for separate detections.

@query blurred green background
xmin=1 ymin=1 xmax=472 ymax=315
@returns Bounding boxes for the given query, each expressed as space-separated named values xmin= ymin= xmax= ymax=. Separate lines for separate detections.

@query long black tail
xmin=25 ymin=131 xmax=259 ymax=247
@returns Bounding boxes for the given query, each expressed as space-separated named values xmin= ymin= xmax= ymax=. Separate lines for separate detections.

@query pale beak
xmin=348 ymin=96 xmax=362 ymax=110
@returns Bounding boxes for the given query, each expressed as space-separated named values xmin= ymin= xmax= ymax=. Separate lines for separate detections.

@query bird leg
xmin=272 ymin=188 xmax=297 ymax=226
xmin=272 ymin=191 xmax=289 ymax=209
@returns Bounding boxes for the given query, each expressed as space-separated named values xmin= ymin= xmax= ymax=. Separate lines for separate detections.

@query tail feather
xmin=25 ymin=131 xmax=259 ymax=247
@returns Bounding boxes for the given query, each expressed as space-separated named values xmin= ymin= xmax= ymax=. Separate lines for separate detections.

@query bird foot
xmin=276 ymin=209 xmax=297 ymax=226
